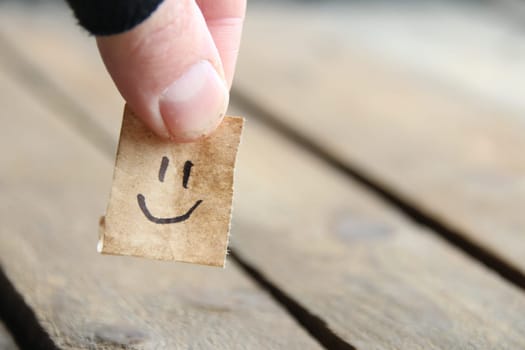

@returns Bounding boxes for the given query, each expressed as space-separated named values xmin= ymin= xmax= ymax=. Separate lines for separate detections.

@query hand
xmin=96 ymin=0 xmax=246 ymax=142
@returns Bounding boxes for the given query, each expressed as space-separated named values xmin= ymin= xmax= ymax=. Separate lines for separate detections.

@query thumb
xmin=97 ymin=0 xmax=228 ymax=142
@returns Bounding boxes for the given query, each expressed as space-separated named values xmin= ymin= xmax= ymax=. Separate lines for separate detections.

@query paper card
xmin=98 ymin=105 xmax=244 ymax=267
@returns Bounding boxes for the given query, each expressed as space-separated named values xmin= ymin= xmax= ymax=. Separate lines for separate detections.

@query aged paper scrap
xmin=98 ymin=106 xmax=244 ymax=267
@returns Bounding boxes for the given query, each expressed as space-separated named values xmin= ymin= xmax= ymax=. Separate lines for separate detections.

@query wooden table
xmin=0 ymin=2 xmax=524 ymax=349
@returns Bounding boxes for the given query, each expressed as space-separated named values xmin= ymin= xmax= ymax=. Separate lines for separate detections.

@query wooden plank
xmin=229 ymin=107 xmax=525 ymax=349
xmin=4 ymin=5 xmax=525 ymax=350
xmin=295 ymin=2 xmax=525 ymax=114
xmin=0 ymin=2 xmax=123 ymax=140
xmin=0 ymin=324 xmax=17 ymax=350
xmin=0 ymin=69 xmax=322 ymax=348
xmin=232 ymin=4 xmax=525 ymax=272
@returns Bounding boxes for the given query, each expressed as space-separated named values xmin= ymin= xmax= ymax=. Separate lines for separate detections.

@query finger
xmin=96 ymin=0 xmax=228 ymax=142
xmin=196 ymin=0 xmax=246 ymax=88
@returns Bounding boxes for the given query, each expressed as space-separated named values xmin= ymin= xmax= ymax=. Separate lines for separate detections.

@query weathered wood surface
xmin=0 ymin=66 xmax=322 ymax=349
xmin=230 ymin=112 xmax=525 ymax=349
xmin=1 ymin=2 xmax=525 ymax=350
xmin=233 ymin=4 xmax=525 ymax=272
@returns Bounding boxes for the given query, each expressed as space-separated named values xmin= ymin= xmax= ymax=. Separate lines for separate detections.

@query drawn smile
xmin=137 ymin=157 xmax=202 ymax=224
xmin=137 ymin=194 xmax=202 ymax=224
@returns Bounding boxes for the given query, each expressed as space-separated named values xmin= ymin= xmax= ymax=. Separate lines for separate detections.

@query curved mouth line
xmin=137 ymin=194 xmax=203 ymax=224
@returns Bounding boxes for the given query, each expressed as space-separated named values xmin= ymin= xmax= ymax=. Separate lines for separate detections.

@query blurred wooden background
xmin=1 ymin=0 xmax=525 ymax=349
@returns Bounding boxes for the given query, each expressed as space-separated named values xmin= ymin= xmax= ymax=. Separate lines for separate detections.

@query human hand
xmin=69 ymin=0 xmax=246 ymax=142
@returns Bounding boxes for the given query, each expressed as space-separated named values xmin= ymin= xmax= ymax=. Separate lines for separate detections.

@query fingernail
xmin=159 ymin=60 xmax=228 ymax=142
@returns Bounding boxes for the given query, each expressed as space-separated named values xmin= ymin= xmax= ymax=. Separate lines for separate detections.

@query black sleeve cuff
xmin=65 ymin=0 xmax=164 ymax=36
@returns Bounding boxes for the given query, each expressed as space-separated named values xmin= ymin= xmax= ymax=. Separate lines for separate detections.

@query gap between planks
xmin=234 ymin=3 xmax=525 ymax=288
xmin=231 ymin=88 xmax=525 ymax=293
xmin=0 ymin=27 xmax=356 ymax=350
xmin=230 ymin=251 xmax=356 ymax=350
xmin=0 ymin=302 xmax=18 ymax=350
xmin=0 ymin=267 xmax=57 ymax=350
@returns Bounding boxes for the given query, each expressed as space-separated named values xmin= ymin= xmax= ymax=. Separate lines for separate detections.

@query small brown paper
xmin=98 ymin=106 xmax=244 ymax=267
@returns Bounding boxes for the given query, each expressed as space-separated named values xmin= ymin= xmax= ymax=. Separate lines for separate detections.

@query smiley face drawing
xmin=99 ymin=109 xmax=243 ymax=265
xmin=137 ymin=156 xmax=202 ymax=224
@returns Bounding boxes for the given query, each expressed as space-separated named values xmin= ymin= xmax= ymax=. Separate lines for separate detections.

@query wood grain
xmin=233 ymin=4 xmax=525 ymax=272
xmin=3 ymin=3 xmax=525 ymax=349
xmin=230 ymin=106 xmax=525 ymax=349
xmin=0 ymin=68 xmax=321 ymax=349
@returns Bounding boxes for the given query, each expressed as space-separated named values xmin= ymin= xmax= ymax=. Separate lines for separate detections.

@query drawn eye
xmin=182 ymin=160 xmax=193 ymax=189
xmin=158 ymin=156 xmax=169 ymax=182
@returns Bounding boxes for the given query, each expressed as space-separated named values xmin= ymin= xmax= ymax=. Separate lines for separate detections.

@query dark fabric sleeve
xmin=65 ymin=0 xmax=164 ymax=36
